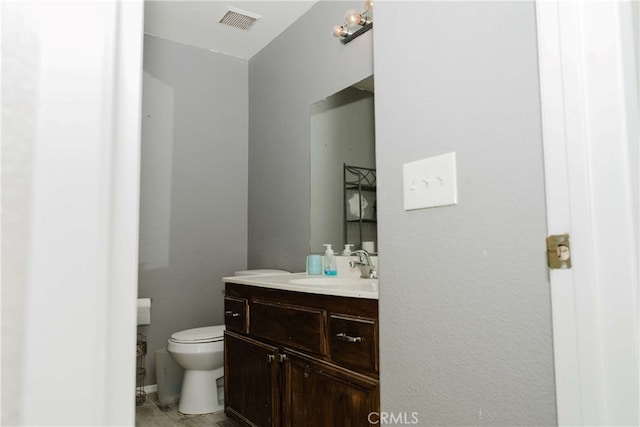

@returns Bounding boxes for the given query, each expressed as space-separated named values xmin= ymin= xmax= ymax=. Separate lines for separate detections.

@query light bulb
xmin=345 ymin=9 xmax=362 ymax=26
xmin=332 ymin=25 xmax=347 ymax=37
xmin=364 ymin=0 xmax=373 ymax=12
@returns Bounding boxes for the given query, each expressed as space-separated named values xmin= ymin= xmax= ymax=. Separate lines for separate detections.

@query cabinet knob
xmin=335 ymin=333 xmax=362 ymax=343
xmin=225 ymin=311 xmax=240 ymax=317
xmin=266 ymin=354 xmax=275 ymax=363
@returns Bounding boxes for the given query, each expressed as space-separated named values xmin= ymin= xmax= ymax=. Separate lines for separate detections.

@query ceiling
xmin=144 ymin=1 xmax=318 ymax=59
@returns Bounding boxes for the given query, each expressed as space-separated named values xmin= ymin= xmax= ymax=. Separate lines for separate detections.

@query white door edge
xmin=18 ymin=2 xmax=144 ymax=425
xmin=536 ymin=1 xmax=640 ymax=425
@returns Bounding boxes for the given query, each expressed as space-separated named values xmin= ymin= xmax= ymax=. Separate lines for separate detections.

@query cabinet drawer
xmin=224 ymin=296 xmax=249 ymax=334
xmin=330 ymin=314 xmax=378 ymax=374
xmin=251 ymin=300 xmax=327 ymax=355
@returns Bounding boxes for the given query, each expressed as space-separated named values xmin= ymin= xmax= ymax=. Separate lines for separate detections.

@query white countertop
xmin=222 ymin=272 xmax=379 ymax=300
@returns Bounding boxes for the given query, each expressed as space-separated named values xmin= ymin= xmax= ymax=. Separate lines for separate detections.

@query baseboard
xmin=141 ymin=384 xmax=157 ymax=394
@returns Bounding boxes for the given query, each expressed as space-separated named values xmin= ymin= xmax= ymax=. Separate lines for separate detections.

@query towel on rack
xmin=347 ymin=191 xmax=370 ymax=220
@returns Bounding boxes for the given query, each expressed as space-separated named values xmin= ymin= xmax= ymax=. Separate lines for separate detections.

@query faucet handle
xmin=352 ymin=249 xmax=370 ymax=263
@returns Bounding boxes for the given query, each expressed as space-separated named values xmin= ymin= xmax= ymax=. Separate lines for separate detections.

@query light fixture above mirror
xmin=332 ymin=1 xmax=373 ymax=44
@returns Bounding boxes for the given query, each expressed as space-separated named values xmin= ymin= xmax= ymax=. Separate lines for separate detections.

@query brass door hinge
xmin=547 ymin=234 xmax=572 ymax=269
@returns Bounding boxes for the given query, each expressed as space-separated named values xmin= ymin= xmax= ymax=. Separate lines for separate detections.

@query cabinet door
xmin=225 ymin=332 xmax=280 ymax=427
xmin=282 ymin=349 xmax=379 ymax=427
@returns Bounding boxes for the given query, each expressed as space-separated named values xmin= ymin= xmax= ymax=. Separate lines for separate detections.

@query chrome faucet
xmin=349 ymin=250 xmax=378 ymax=279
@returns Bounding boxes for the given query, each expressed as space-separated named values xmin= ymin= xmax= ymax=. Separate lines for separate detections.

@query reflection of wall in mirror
xmin=310 ymin=84 xmax=375 ymax=254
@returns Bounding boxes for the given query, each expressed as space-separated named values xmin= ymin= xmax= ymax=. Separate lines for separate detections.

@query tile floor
xmin=136 ymin=392 xmax=242 ymax=427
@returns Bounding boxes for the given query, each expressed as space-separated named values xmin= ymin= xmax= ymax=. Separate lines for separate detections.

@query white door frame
xmin=14 ymin=1 xmax=144 ymax=425
xmin=536 ymin=1 xmax=639 ymax=425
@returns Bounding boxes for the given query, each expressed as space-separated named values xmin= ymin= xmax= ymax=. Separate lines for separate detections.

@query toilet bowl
xmin=167 ymin=325 xmax=225 ymax=415
xmin=167 ymin=269 xmax=289 ymax=415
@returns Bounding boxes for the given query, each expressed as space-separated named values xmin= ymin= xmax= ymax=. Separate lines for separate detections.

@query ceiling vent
xmin=218 ymin=6 xmax=261 ymax=31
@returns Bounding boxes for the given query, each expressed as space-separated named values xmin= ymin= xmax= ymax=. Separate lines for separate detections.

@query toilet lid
xmin=170 ymin=325 xmax=225 ymax=343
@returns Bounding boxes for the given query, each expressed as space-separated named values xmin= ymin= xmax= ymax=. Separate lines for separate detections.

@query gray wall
xmin=139 ymin=34 xmax=248 ymax=384
xmin=374 ymin=2 xmax=556 ymax=425
xmin=248 ymin=1 xmax=374 ymax=272
xmin=249 ymin=0 xmax=557 ymax=425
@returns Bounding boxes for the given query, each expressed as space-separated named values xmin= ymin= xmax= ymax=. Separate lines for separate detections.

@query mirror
xmin=310 ymin=76 xmax=376 ymax=254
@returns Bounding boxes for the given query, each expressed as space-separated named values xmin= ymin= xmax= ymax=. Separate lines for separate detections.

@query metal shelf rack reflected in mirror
xmin=344 ymin=164 xmax=377 ymax=252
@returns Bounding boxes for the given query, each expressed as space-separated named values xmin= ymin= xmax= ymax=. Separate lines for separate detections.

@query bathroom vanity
xmin=223 ymin=273 xmax=379 ymax=427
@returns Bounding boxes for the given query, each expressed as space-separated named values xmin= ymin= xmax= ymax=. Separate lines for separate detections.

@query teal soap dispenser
xmin=323 ymin=244 xmax=337 ymax=276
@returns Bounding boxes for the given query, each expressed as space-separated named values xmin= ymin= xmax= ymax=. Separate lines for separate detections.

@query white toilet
xmin=167 ymin=269 xmax=289 ymax=415
xmin=167 ymin=325 xmax=225 ymax=415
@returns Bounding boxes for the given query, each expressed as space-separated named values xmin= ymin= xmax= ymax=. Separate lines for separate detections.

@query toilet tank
xmin=234 ymin=269 xmax=289 ymax=276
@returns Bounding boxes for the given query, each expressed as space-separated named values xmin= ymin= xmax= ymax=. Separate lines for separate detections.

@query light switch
xmin=403 ymin=152 xmax=457 ymax=210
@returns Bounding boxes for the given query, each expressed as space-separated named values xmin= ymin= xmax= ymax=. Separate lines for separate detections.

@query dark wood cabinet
xmin=224 ymin=332 xmax=280 ymax=426
xmin=329 ymin=314 xmax=378 ymax=374
xmin=224 ymin=296 xmax=249 ymax=334
xmin=282 ymin=349 xmax=379 ymax=427
xmin=224 ymin=283 xmax=379 ymax=427
xmin=251 ymin=299 xmax=328 ymax=356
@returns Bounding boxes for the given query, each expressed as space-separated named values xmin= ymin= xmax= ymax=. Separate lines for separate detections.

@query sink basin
xmin=289 ymin=277 xmax=378 ymax=291
xmin=290 ymin=277 xmax=371 ymax=286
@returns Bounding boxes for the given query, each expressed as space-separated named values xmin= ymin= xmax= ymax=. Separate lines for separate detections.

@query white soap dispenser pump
xmin=342 ymin=244 xmax=354 ymax=256
xmin=323 ymin=244 xmax=337 ymax=276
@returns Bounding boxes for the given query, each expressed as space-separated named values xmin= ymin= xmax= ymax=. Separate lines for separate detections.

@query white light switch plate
xmin=403 ymin=152 xmax=458 ymax=210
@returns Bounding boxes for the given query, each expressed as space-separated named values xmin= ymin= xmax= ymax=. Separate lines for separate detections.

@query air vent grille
xmin=219 ymin=7 xmax=260 ymax=31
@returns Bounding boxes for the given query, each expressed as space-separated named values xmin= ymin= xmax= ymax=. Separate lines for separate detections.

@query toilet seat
xmin=169 ymin=325 xmax=225 ymax=344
